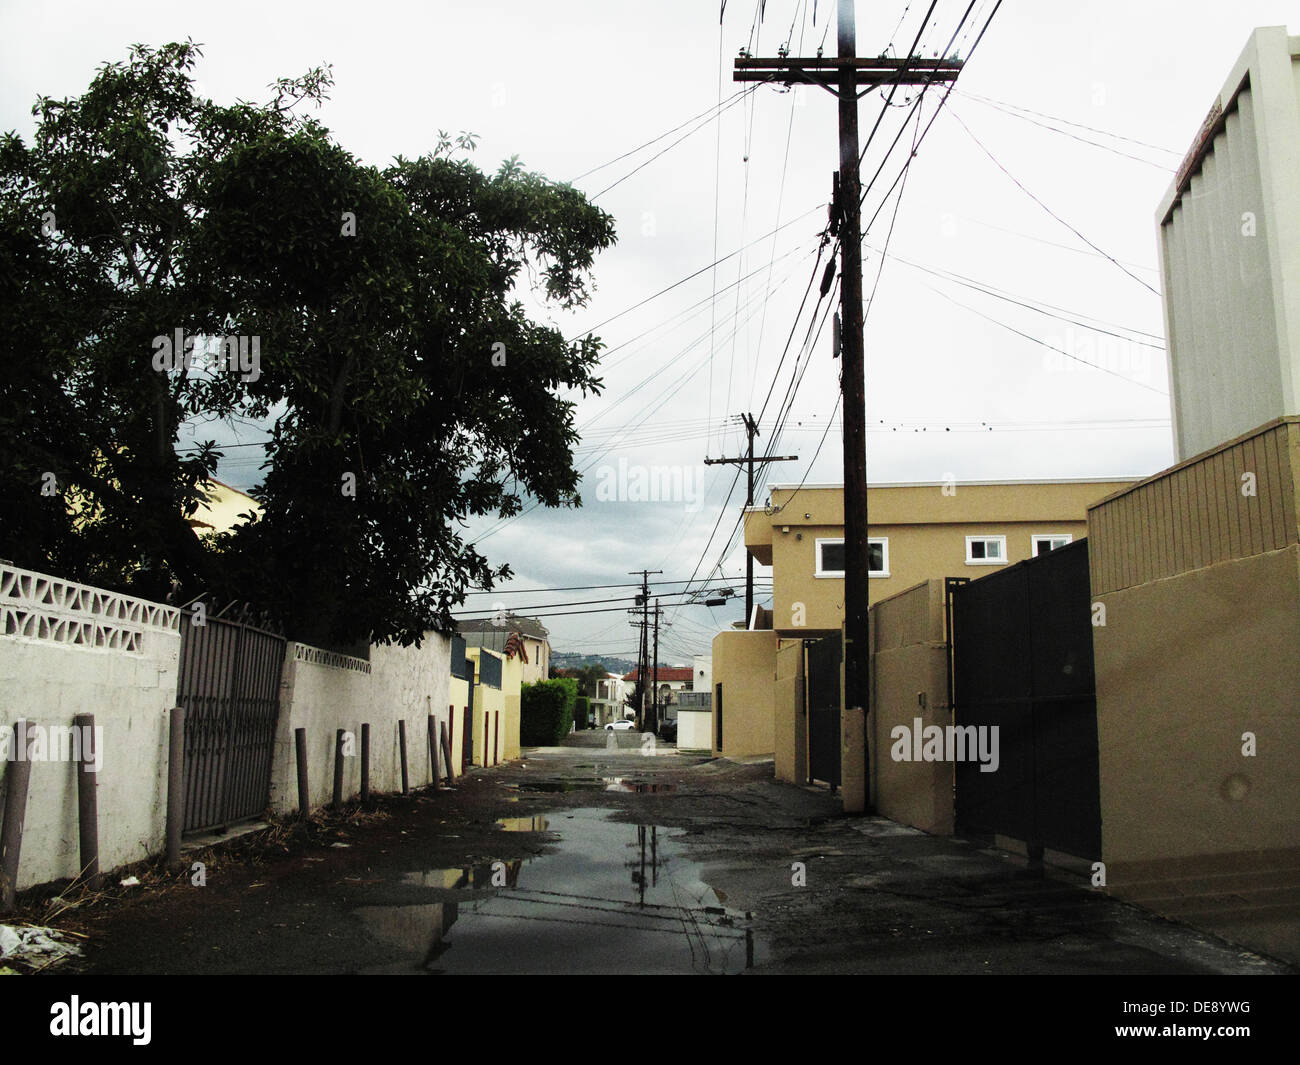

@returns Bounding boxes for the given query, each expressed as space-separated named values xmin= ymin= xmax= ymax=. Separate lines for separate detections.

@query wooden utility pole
xmin=628 ymin=569 xmax=660 ymax=728
xmin=704 ymin=412 xmax=797 ymax=624
xmin=734 ymin=3 xmax=962 ymax=812
xmin=650 ymin=599 xmax=661 ymax=734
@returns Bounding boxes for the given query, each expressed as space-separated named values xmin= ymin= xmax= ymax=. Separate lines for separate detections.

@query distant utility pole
xmin=734 ymin=2 xmax=963 ymax=812
xmin=704 ymin=412 xmax=797 ymax=624
xmin=650 ymin=599 xmax=661 ymax=735
xmin=628 ymin=569 xmax=661 ymax=728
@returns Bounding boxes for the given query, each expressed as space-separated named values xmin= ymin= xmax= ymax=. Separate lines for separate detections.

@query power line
xmin=568 ymin=87 xmax=753 ymax=184
xmin=947 ymin=108 xmax=1162 ymax=298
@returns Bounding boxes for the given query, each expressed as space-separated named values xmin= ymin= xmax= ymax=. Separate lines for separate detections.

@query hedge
xmin=520 ymin=677 xmax=577 ymax=745
xmin=575 ymin=695 xmax=590 ymax=729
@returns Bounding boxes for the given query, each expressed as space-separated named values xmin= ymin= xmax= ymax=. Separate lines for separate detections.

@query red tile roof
xmin=622 ymin=666 xmax=694 ymax=683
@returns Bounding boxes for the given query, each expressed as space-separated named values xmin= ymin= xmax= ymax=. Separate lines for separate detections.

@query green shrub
xmin=574 ymin=695 xmax=590 ymax=729
xmin=520 ymin=677 xmax=577 ymax=745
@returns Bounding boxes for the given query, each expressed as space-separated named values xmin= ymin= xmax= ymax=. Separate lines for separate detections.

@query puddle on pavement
xmin=505 ymin=777 xmax=676 ymax=794
xmin=355 ymin=808 xmax=762 ymax=974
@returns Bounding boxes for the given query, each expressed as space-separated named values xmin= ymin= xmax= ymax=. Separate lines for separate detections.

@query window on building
xmin=1032 ymin=533 xmax=1072 ymax=556
xmin=815 ymin=538 xmax=845 ymax=576
xmin=815 ymin=537 xmax=888 ymax=576
xmin=868 ymin=538 xmax=889 ymax=578
xmin=965 ymin=535 xmax=1007 ymax=565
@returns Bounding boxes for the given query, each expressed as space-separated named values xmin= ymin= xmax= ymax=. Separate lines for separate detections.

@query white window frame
xmin=965 ymin=534 xmax=1007 ymax=566
xmin=868 ymin=537 xmax=889 ymax=578
xmin=1031 ymin=533 xmax=1072 ymax=557
xmin=814 ymin=537 xmax=845 ymax=578
xmin=814 ymin=536 xmax=889 ymax=577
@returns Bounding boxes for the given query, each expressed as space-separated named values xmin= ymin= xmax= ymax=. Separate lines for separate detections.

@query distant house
xmin=458 ymin=613 xmax=550 ymax=685
xmin=623 ymin=665 xmax=694 ymax=720
xmin=590 ymin=672 xmax=629 ymax=726
xmin=187 ymin=478 xmax=261 ymax=534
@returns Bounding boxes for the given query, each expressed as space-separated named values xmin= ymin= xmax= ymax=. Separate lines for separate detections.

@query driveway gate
xmin=950 ymin=539 xmax=1101 ymax=859
xmin=805 ymin=635 xmax=841 ymax=789
xmin=177 ymin=615 xmax=286 ymax=832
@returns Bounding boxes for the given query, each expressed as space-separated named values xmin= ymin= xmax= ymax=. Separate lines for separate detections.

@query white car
xmin=605 ymin=719 xmax=636 ymax=731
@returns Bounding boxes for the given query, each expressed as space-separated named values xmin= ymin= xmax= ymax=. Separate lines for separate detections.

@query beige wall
xmin=868 ymin=581 xmax=954 ymax=835
xmin=1090 ymin=428 xmax=1300 ymax=964
xmin=711 ymin=630 xmax=778 ymax=758
xmin=1094 ymin=545 xmax=1300 ymax=869
xmin=1089 ymin=417 xmax=1300 ymax=595
xmin=773 ymin=640 xmax=806 ymax=784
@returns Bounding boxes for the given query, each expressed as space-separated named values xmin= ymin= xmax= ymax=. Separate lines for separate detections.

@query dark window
xmin=820 ymin=541 xmax=846 ymax=572
xmin=971 ymin=540 xmax=987 ymax=559
xmin=868 ymin=541 xmax=884 ymax=572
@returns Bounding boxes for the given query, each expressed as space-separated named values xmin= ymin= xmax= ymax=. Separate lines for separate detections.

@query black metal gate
xmin=951 ymin=539 xmax=1101 ymax=859
xmin=806 ymin=635 xmax=841 ymax=788
xmin=177 ymin=616 xmax=286 ymax=832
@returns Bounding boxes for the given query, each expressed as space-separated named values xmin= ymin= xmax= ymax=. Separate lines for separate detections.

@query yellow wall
xmin=466 ymin=648 xmax=507 ymax=767
xmin=502 ymin=655 xmax=522 ymax=760
xmin=711 ymin=630 xmax=779 ymax=758
xmin=449 ymin=675 xmax=469 ymax=772
xmin=189 ymin=479 xmax=261 ymax=533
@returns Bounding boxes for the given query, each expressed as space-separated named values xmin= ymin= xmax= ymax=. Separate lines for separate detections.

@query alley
xmin=73 ymin=737 xmax=1291 ymax=976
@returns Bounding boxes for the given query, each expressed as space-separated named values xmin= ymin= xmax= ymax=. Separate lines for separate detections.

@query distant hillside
xmin=551 ymin=653 xmax=638 ymax=675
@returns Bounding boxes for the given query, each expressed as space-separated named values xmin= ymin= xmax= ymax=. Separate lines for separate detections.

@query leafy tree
xmin=0 ymin=41 xmax=615 ymax=646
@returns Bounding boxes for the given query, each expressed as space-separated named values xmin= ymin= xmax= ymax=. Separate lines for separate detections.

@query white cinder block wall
xmin=0 ymin=566 xmax=180 ymax=890
xmin=2 ymin=564 xmax=456 ymax=890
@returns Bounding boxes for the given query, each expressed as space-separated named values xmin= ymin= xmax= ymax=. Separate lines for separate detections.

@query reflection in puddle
xmin=497 ymin=816 xmax=550 ymax=832
xmin=357 ymin=809 xmax=761 ymax=974
xmin=505 ymin=778 xmax=676 ymax=794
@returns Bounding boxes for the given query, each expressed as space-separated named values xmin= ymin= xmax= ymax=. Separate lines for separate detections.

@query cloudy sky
xmin=3 ymin=1 xmax=1294 ymax=661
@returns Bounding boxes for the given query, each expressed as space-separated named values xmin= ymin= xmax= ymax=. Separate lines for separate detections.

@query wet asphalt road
xmin=70 ymin=732 xmax=1294 ymax=975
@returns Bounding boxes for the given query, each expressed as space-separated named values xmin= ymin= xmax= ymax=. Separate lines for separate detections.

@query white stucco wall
xmin=677 ymin=708 xmax=713 ymax=753
xmin=0 ymin=565 xmax=181 ymax=891
xmin=269 ymin=634 xmax=452 ymax=813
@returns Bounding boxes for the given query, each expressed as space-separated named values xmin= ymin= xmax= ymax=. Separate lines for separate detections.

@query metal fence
xmin=951 ymin=539 xmax=1101 ymax=859
xmin=177 ymin=615 xmax=285 ymax=833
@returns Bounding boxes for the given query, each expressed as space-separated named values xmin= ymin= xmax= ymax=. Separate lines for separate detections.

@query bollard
xmin=165 ymin=707 xmax=185 ymax=869
xmin=360 ymin=724 xmax=370 ymax=805
xmin=398 ymin=720 xmax=409 ymax=796
xmin=74 ymin=713 xmax=101 ymax=891
xmin=332 ymin=728 xmax=346 ymax=808
xmin=294 ymin=727 xmax=310 ymax=816
xmin=440 ymin=721 xmax=454 ymax=785
xmin=427 ymin=715 xmax=440 ymax=791
xmin=0 ymin=720 xmax=37 ymax=912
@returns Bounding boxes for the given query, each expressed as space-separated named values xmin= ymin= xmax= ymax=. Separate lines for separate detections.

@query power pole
xmin=650 ymin=599 xmax=661 ymax=735
xmin=704 ymin=412 xmax=797 ymax=624
xmin=628 ymin=569 xmax=660 ymax=729
xmin=735 ymin=4 xmax=962 ymax=813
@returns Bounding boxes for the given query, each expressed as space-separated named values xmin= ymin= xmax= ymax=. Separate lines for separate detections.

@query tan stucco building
xmin=712 ymin=478 xmax=1133 ymax=760
xmin=745 ymin=479 xmax=1134 ymax=637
